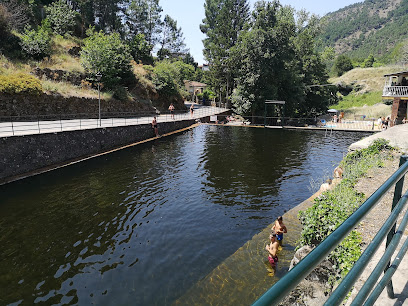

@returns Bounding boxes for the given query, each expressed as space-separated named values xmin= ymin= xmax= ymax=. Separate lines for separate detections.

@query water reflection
xmin=0 ymin=126 xmax=367 ymax=305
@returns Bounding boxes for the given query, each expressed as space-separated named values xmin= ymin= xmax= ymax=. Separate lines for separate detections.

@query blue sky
xmin=160 ymin=0 xmax=362 ymax=65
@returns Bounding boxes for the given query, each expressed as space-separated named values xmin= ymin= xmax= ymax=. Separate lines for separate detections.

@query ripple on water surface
xmin=0 ymin=126 xmax=368 ymax=305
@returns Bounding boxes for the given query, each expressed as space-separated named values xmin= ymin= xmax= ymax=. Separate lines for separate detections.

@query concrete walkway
xmin=0 ymin=103 xmax=228 ymax=138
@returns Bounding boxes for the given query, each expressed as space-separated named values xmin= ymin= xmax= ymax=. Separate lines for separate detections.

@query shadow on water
xmin=0 ymin=126 xmax=368 ymax=305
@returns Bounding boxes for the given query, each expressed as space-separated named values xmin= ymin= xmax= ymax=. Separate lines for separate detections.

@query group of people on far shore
xmin=265 ymin=216 xmax=287 ymax=270
xmin=377 ymin=116 xmax=391 ymax=130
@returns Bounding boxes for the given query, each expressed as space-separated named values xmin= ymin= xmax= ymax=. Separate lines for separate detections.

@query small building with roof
xmin=382 ymin=70 xmax=408 ymax=125
xmin=184 ymin=80 xmax=208 ymax=102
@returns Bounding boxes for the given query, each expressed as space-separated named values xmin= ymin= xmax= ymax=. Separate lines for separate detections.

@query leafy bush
xmin=334 ymin=55 xmax=353 ymax=76
xmin=152 ymin=60 xmax=194 ymax=98
xmin=80 ymin=28 xmax=133 ymax=89
xmin=153 ymin=60 xmax=179 ymax=96
xmin=0 ymin=73 xmax=43 ymax=95
xmin=20 ymin=21 xmax=52 ymax=59
xmin=45 ymin=0 xmax=78 ymax=35
xmin=128 ymin=33 xmax=153 ymax=65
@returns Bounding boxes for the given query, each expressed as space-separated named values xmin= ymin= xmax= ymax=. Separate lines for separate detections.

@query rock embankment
xmin=349 ymin=124 xmax=408 ymax=152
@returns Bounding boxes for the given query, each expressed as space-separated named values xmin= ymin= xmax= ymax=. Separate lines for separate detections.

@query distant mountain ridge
xmin=318 ymin=0 xmax=408 ymax=60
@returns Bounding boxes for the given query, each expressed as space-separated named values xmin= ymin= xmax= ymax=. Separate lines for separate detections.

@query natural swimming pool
xmin=0 ymin=125 xmax=369 ymax=305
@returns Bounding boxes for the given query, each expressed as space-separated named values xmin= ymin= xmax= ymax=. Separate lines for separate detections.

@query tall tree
xmin=292 ymin=10 xmax=330 ymax=116
xmin=93 ymin=0 xmax=124 ymax=33
xmin=126 ymin=0 xmax=162 ymax=46
xmin=231 ymin=1 xmax=300 ymax=115
xmin=201 ymin=0 xmax=250 ymax=100
xmin=158 ymin=14 xmax=187 ymax=60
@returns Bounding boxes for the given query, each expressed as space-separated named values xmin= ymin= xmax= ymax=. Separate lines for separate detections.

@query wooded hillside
xmin=318 ymin=0 xmax=408 ymax=62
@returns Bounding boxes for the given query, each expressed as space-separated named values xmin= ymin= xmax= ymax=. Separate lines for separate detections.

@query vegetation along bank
xmin=279 ymin=136 xmax=405 ymax=305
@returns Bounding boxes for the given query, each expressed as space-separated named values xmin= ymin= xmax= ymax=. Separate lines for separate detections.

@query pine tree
xmin=126 ymin=0 xmax=162 ymax=46
xmin=201 ymin=0 xmax=250 ymax=100
xmin=158 ymin=14 xmax=187 ymax=60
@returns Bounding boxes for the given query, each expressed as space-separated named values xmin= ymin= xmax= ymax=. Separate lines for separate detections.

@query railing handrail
xmin=0 ymin=105 xmax=230 ymax=137
xmin=383 ymin=85 xmax=408 ymax=96
xmin=253 ymin=156 xmax=408 ymax=306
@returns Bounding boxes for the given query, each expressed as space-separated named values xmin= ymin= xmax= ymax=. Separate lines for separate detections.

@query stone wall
xmin=0 ymin=119 xmax=195 ymax=184
xmin=0 ymin=93 xmax=155 ymax=120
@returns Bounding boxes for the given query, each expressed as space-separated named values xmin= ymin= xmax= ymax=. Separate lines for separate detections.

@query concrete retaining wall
xmin=0 ymin=119 xmax=195 ymax=184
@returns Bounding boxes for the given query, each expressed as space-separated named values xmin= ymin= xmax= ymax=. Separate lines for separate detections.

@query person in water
xmin=265 ymin=231 xmax=279 ymax=267
xmin=272 ymin=216 xmax=287 ymax=245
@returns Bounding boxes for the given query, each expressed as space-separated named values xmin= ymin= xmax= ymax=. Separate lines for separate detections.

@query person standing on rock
xmin=265 ymin=232 xmax=279 ymax=268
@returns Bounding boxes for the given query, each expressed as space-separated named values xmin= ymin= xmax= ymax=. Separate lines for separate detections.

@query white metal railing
xmin=383 ymin=86 xmax=408 ymax=97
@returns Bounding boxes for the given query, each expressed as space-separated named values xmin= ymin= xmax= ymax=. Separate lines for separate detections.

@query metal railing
xmin=253 ymin=155 xmax=408 ymax=306
xmin=210 ymin=115 xmax=378 ymax=131
xmin=383 ymin=86 xmax=408 ymax=97
xmin=0 ymin=106 xmax=229 ymax=137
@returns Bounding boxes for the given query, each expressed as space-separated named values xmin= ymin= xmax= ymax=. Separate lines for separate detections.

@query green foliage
xmin=332 ymin=91 xmax=382 ymax=110
xmin=158 ymin=14 xmax=187 ymax=60
xmin=334 ymin=55 xmax=353 ymax=77
xmin=152 ymin=60 xmax=192 ymax=97
xmin=0 ymin=73 xmax=42 ymax=95
xmin=298 ymin=139 xmax=394 ymax=284
xmin=364 ymin=54 xmax=375 ymax=68
xmin=317 ymin=0 xmax=408 ymax=63
xmin=126 ymin=0 xmax=163 ymax=45
xmin=80 ymin=28 xmax=133 ymax=88
xmin=20 ymin=21 xmax=52 ymax=59
xmin=201 ymin=0 xmax=250 ymax=101
xmin=127 ymin=33 xmax=153 ymax=65
xmin=45 ymin=0 xmax=78 ymax=36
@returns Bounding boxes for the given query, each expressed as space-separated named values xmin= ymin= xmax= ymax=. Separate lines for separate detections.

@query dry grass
xmin=342 ymin=103 xmax=392 ymax=120
xmin=0 ymin=55 xmax=31 ymax=75
xmin=41 ymin=79 xmax=112 ymax=100
xmin=330 ymin=65 xmax=408 ymax=93
xmin=38 ymin=36 xmax=84 ymax=72
xmin=132 ymin=62 xmax=155 ymax=90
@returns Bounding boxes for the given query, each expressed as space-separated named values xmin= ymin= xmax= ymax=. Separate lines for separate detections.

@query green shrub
xmin=334 ymin=55 xmax=353 ymax=77
xmin=128 ymin=33 xmax=153 ymax=65
xmin=45 ymin=0 xmax=78 ymax=35
xmin=0 ymin=73 xmax=43 ymax=95
xmin=80 ymin=28 xmax=133 ymax=89
xmin=20 ymin=21 xmax=52 ymax=59
xmin=152 ymin=60 xmax=181 ymax=97
xmin=298 ymin=139 xmax=394 ymax=285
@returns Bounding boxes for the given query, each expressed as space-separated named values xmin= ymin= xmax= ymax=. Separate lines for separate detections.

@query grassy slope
xmin=329 ymin=65 xmax=406 ymax=118
xmin=0 ymin=35 xmax=154 ymax=101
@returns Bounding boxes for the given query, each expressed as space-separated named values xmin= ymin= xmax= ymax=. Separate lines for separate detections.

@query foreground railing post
xmin=385 ymin=155 xmax=408 ymax=298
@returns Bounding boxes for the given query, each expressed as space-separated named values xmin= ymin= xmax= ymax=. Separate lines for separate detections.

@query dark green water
xmin=0 ymin=126 xmax=368 ymax=305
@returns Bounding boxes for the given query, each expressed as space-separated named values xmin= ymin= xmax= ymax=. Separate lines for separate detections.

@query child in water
xmin=272 ymin=216 xmax=287 ymax=246
xmin=265 ymin=231 xmax=279 ymax=267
